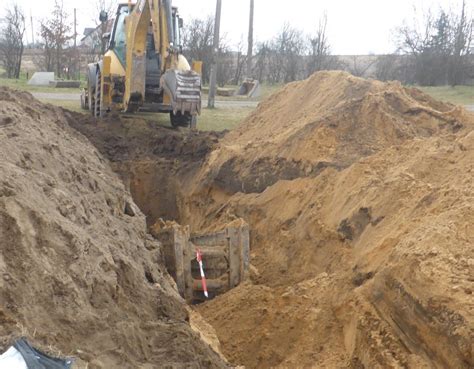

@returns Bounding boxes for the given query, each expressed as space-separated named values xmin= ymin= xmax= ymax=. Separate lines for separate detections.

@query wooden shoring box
xmin=152 ymin=220 xmax=250 ymax=303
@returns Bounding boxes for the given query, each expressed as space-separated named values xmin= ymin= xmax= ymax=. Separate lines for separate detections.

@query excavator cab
xmin=108 ymin=5 xmax=129 ymax=66
xmin=81 ymin=0 xmax=201 ymax=129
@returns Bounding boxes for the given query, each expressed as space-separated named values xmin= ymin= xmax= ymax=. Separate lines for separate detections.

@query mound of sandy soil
xmin=198 ymin=71 xmax=469 ymax=194
xmin=0 ymin=87 xmax=229 ymax=369
xmin=189 ymin=72 xmax=474 ymax=368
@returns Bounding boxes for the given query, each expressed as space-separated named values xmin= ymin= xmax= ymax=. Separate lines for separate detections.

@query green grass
xmin=202 ymin=83 xmax=283 ymax=102
xmin=257 ymin=83 xmax=284 ymax=101
xmin=197 ymin=106 xmax=254 ymax=131
xmin=415 ymin=85 xmax=474 ymax=106
xmin=0 ymin=76 xmax=83 ymax=94
xmin=135 ymin=106 xmax=254 ymax=131
xmin=37 ymin=97 xmax=253 ymax=131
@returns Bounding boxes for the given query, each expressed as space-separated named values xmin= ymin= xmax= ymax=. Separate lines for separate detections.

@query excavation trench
xmin=66 ymin=116 xmax=355 ymax=369
xmin=66 ymin=113 xmax=254 ymax=306
xmin=65 ymin=70 xmax=474 ymax=369
xmin=66 ymin=112 xmax=219 ymax=225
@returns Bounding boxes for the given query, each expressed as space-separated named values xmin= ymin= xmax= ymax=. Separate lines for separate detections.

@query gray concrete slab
xmin=28 ymin=72 xmax=54 ymax=86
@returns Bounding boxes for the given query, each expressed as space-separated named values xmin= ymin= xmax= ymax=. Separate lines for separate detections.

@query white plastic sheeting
xmin=0 ymin=346 xmax=28 ymax=369
xmin=0 ymin=339 xmax=73 ymax=369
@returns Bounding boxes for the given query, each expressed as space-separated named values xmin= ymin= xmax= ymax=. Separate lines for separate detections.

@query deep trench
xmin=64 ymin=112 xmax=473 ymax=369
xmin=117 ymin=160 xmax=185 ymax=227
xmin=66 ymin=111 xmax=223 ymax=227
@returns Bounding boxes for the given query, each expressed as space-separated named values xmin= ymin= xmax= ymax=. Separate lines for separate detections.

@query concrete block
xmin=27 ymin=72 xmax=55 ymax=86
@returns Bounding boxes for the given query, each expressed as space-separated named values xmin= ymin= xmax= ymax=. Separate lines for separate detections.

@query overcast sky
xmin=5 ymin=0 xmax=472 ymax=55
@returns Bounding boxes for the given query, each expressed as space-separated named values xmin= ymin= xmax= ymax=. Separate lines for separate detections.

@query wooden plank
xmin=240 ymin=223 xmax=250 ymax=281
xmin=227 ymin=227 xmax=241 ymax=288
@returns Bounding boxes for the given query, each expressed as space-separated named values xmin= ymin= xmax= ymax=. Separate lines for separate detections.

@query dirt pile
xmin=197 ymin=71 xmax=468 ymax=194
xmin=0 ymin=87 xmax=229 ymax=368
xmin=189 ymin=72 xmax=474 ymax=368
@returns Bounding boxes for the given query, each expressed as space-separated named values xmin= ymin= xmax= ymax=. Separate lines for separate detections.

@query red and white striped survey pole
xmin=196 ymin=249 xmax=208 ymax=298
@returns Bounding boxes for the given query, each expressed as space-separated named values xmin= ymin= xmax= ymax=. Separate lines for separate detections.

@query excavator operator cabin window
xmin=172 ymin=8 xmax=182 ymax=47
xmin=113 ymin=6 xmax=129 ymax=66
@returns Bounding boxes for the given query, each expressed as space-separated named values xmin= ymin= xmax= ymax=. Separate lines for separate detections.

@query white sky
xmin=4 ymin=0 xmax=472 ymax=55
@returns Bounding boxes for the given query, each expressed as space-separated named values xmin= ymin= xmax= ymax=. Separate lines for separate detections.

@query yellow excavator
xmin=80 ymin=0 xmax=201 ymax=128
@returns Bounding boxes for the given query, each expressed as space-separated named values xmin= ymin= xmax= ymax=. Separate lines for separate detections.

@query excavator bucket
xmin=236 ymin=78 xmax=261 ymax=98
xmin=161 ymin=69 xmax=202 ymax=116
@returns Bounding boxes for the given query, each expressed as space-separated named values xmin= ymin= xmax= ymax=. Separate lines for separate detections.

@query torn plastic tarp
xmin=0 ymin=338 xmax=73 ymax=369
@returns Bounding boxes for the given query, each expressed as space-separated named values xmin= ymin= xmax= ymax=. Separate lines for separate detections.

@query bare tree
xmin=90 ymin=0 xmax=115 ymax=55
xmin=216 ymin=37 xmax=232 ymax=87
xmin=38 ymin=0 xmax=73 ymax=78
xmin=186 ymin=14 xmax=342 ymax=86
xmin=395 ymin=3 xmax=473 ymax=85
xmin=375 ymin=54 xmax=417 ymax=83
xmin=375 ymin=55 xmax=398 ymax=81
xmin=0 ymin=4 xmax=26 ymax=79
xmin=273 ymin=23 xmax=305 ymax=83
xmin=346 ymin=55 xmax=377 ymax=77
xmin=306 ymin=13 xmax=338 ymax=76
xmin=182 ymin=16 xmax=215 ymax=84
xmin=448 ymin=0 xmax=473 ymax=85
xmin=232 ymin=38 xmax=247 ymax=84
xmin=254 ymin=41 xmax=270 ymax=82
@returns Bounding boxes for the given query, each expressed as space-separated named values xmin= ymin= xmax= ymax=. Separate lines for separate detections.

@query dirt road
xmin=32 ymin=92 xmax=260 ymax=109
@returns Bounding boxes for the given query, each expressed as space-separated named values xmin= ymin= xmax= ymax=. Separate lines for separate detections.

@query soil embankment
xmin=0 ymin=87 xmax=229 ymax=368
xmin=191 ymin=72 xmax=474 ymax=368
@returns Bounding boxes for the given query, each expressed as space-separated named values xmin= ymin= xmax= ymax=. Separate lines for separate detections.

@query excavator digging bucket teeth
xmin=161 ymin=70 xmax=202 ymax=116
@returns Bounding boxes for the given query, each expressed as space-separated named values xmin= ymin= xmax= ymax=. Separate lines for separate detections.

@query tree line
xmin=0 ymin=1 xmax=473 ymax=86
xmin=182 ymin=2 xmax=473 ymax=87
xmin=182 ymin=13 xmax=339 ymax=87
xmin=0 ymin=0 xmax=105 ymax=80
xmin=376 ymin=1 xmax=473 ymax=86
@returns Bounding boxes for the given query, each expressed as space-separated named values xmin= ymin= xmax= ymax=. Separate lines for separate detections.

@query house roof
xmin=83 ymin=28 xmax=95 ymax=37
xmin=80 ymin=20 xmax=114 ymax=43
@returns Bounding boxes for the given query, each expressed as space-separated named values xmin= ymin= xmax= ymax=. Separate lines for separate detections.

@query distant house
xmin=80 ymin=20 xmax=114 ymax=49
xmin=80 ymin=28 xmax=96 ymax=48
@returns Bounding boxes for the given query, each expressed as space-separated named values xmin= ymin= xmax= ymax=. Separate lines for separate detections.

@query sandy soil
xmin=0 ymin=87 xmax=230 ymax=369
xmin=2 ymin=70 xmax=473 ymax=369
xmin=188 ymin=72 xmax=474 ymax=369
xmin=67 ymin=71 xmax=474 ymax=369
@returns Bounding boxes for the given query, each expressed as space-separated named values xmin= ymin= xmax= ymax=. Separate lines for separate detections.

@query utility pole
xmin=247 ymin=0 xmax=254 ymax=78
xmin=30 ymin=11 xmax=34 ymax=46
xmin=207 ymin=0 xmax=222 ymax=109
xmin=74 ymin=8 xmax=78 ymax=79
xmin=74 ymin=8 xmax=77 ymax=49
